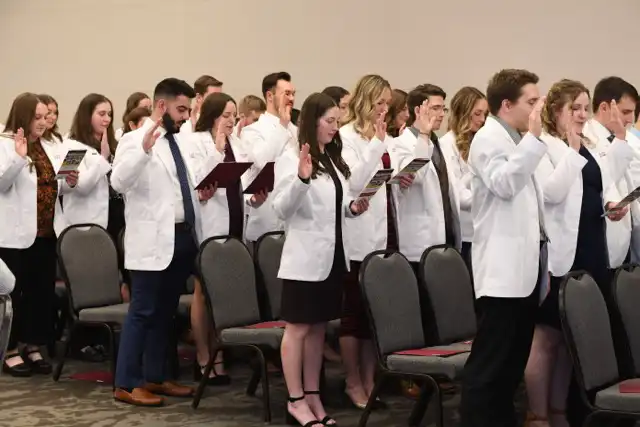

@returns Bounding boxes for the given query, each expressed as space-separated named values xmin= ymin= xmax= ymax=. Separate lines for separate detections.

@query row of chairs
xmin=47 ymin=222 xmax=640 ymax=426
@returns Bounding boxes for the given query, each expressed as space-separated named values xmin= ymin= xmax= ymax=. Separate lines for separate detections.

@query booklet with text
xmin=388 ymin=158 xmax=430 ymax=184
xmin=602 ymin=185 xmax=640 ymax=217
xmin=356 ymin=169 xmax=394 ymax=201
xmin=56 ymin=149 xmax=87 ymax=179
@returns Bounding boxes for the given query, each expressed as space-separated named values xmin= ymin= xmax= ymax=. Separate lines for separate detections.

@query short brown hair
xmin=194 ymin=75 xmax=223 ymax=96
xmin=123 ymin=106 xmax=151 ymax=134
xmin=486 ymin=69 xmax=539 ymax=115
xmin=542 ymin=79 xmax=590 ymax=138
xmin=239 ymin=95 xmax=266 ymax=115
xmin=406 ymin=84 xmax=446 ymax=127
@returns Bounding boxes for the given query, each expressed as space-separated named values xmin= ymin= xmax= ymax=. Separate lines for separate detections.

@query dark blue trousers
xmin=114 ymin=228 xmax=197 ymax=388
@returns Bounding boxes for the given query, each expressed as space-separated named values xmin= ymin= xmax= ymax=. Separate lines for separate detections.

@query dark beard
xmin=162 ymin=113 xmax=183 ymax=134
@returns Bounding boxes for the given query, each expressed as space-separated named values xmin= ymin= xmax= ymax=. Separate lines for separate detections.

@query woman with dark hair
xmin=115 ymin=92 xmax=151 ymax=141
xmin=0 ymin=93 xmax=76 ymax=377
xmin=385 ymin=89 xmax=410 ymax=137
xmin=122 ymin=107 xmax=151 ymax=136
xmin=181 ymin=92 xmax=248 ymax=385
xmin=321 ymin=86 xmax=350 ymax=124
xmin=272 ymin=92 xmax=369 ymax=426
xmin=62 ymin=93 xmax=116 ymax=231
xmin=38 ymin=94 xmax=63 ymax=143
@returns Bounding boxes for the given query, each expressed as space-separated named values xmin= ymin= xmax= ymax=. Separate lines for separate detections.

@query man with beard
xmin=110 ymin=78 xmax=214 ymax=406
xmin=241 ymin=72 xmax=296 ymax=247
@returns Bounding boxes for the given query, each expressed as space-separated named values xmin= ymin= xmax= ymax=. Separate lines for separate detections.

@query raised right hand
xmin=298 ymin=143 xmax=312 ymax=179
xmin=142 ymin=119 xmax=162 ymax=153
xmin=14 ymin=128 xmax=27 ymax=158
xmin=277 ymin=92 xmax=291 ymax=127
xmin=100 ymin=130 xmax=111 ymax=159
xmin=214 ymin=123 xmax=227 ymax=154
xmin=414 ymin=100 xmax=437 ymax=136
xmin=608 ymin=100 xmax=626 ymax=140
xmin=528 ymin=96 xmax=546 ymax=138
xmin=374 ymin=114 xmax=387 ymax=141
xmin=559 ymin=106 xmax=581 ymax=151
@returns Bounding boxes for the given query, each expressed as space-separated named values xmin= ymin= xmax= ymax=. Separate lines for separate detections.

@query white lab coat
xmin=0 ymin=258 xmax=15 ymax=295
xmin=272 ymin=143 xmax=354 ymax=281
xmin=468 ymin=117 xmax=548 ymax=299
xmin=241 ymin=112 xmax=297 ymax=241
xmin=391 ymin=129 xmax=462 ymax=261
xmin=182 ymin=131 xmax=249 ymax=239
xmin=440 ymin=131 xmax=473 ymax=242
xmin=0 ymin=136 xmax=66 ymax=249
xmin=56 ymin=139 xmax=111 ymax=234
xmin=340 ymin=123 xmax=393 ymax=262
xmin=110 ymin=118 xmax=203 ymax=271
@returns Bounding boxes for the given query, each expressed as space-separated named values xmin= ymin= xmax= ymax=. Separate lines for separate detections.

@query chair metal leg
xmin=246 ymin=356 xmax=261 ymax=396
xmin=357 ymin=374 xmax=386 ymax=427
xmin=0 ymin=296 xmax=13 ymax=368
xmin=408 ymin=379 xmax=435 ymax=427
xmin=106 ymin=325 xmax=118 ymax=390
xmin=53 ymin=323 xmax=76 ymax=382
xmin=255 ymin=348 xmax=271 ymax=423
xmin=192 ymin=359 xmax=213 ymax=409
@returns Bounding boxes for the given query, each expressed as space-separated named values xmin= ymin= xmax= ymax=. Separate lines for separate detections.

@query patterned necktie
xmin=165 ymin=132 xmax=196 ymax=228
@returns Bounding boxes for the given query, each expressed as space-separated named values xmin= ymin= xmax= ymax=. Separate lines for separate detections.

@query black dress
xmin=280 ymin=153 xmax=347 ymax=324
xmin=537 ymin=145 xmax=610 ymax=329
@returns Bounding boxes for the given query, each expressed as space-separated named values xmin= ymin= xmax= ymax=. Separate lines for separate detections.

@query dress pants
xmin=114 ymin=227 xmax=197 ymax=388
xmin=459 ymin=272 xmax=541 ymax=427
xmin=0 ymin=237 xmax=57 ymax=349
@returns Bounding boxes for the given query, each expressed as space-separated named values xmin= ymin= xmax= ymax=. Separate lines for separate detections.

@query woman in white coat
xmin=524 ymin=80 xmax=630 ymax=427
xmin=338 ymin=74 xmax=392 ymax=408
xmin=439 ymin=87 xmax=489 ymax=270
xmin=183 ymin=92 xmax=247 ymax=386
xmin=0 ymin=93 xmax=77 ymax=377
xmin=62 ymin=93 xmax=115 ymax=232
xmin=273 ymin=93 xmax=368 ymax=427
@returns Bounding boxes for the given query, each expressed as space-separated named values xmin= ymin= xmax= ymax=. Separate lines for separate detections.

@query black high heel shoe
xmin=2 ymin=352 xmax=32 ymax=377
xmin=21 ymin=347 xmax=52 ymax=375
xmin=193 ymin=361 xmax=231 ymax=386
xmin=304 ymin=391 xmax=337 ymax=426
xmin=285 ymin=395 xmax=323 ymax=426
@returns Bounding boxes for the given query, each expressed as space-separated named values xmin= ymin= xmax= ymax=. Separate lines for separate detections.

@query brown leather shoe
xmin=114 ymin=388 xmax=164 ymax=406
xmin=144 ymin=381 xmax=194 ymax=397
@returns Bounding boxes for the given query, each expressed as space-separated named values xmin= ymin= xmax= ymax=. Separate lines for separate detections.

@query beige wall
xmin=0 ymin=0 xmax=638 ymax=131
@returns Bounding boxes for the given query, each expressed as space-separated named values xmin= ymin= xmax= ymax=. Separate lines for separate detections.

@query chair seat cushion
xmin=595 ymin=379 xmax=640 ymax=412
xmin=386 ymin=345 xmax=469 ymax=380
xmin=220 ymin=324 xmax=284 ymax=349
xmin=78 ymin=303 xmax=129 ymax=324
xmin=178 ymin=294 xmax=193 ymax=317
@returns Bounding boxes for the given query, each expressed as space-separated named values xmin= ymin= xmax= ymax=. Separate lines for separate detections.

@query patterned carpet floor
xmin=0 ymin=355 xmax=462 ymax=427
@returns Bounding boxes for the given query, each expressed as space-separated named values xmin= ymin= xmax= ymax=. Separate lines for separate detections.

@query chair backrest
xmin=255 ymin=231 xmax=285 ymax=319
xmin=0 ymin=295 xmax=13 ymax=374
xmin=57 ymin=224 xmax=122 ymax=312
xmin=198 ymin=236 xmax=261 ymax=330
xmin=560 ymin=272 xmax=619 ymax=391
xmin=419 ymin=245 xmax=476 ymax=344
xmin=612 ymin=265 xmax=640 ymax=375
xmin=360 ymin=251 xmax=426 ymax=356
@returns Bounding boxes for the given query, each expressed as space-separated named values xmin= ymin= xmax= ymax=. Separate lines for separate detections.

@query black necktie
xmin=165 ymin=132 xmax=196 ymax=228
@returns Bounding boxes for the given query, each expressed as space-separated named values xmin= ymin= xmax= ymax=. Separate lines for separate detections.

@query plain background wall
xmin=0 ymin=0 xmax=639 ymax=131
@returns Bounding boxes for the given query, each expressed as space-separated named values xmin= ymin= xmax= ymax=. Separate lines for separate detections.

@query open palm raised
xmin=298 ymin=143 xmax=312 ymax=180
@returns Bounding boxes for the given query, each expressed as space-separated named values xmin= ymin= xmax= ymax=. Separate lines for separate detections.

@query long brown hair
xmin=69 ymin=93 xmax=117 ymax=153
xmin=448 ymin=87 xmax=486 ymax=161
xmin=542 ymin=79 xmax=590 ymax=139
xmin=38 ymin=94 xmax=62 ymax=142
xmin=298 ymin=93 xmax=350 ymax=180
xmin=385 ymin=89 xmax=408 ymax=137
xmin=4 ymin=93 xmax=47 ymax=171
xmin=194 ymin=92 xmax=236 ymax=133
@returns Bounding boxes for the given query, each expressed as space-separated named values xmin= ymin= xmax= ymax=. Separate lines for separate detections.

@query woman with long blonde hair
xmin=338 ymin=74 xmax=392 ymax=408
xmin=524 ymin=79 xmax=630 ymax=427
xmin=439 ymin=87 xmax=488 ymax=269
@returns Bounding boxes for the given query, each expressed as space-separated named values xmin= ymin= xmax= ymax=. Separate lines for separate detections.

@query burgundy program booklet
xmin=243 ymin=162 xmax=275 ymax=194
xmin=195 ymin=162 xmax=252 ymax=190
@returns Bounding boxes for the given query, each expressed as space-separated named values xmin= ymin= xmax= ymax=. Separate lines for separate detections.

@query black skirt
xmin=280 ymin=153 xmax=347 ymax=324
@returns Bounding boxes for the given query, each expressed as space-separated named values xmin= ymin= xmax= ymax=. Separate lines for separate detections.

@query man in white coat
xmin=110 ymin=78 xmax=214 ymax=407
xmin=459 ymin=69 xmax=549 ymax=427
xmin=241 ymin=71 xmax=297 ymax=246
